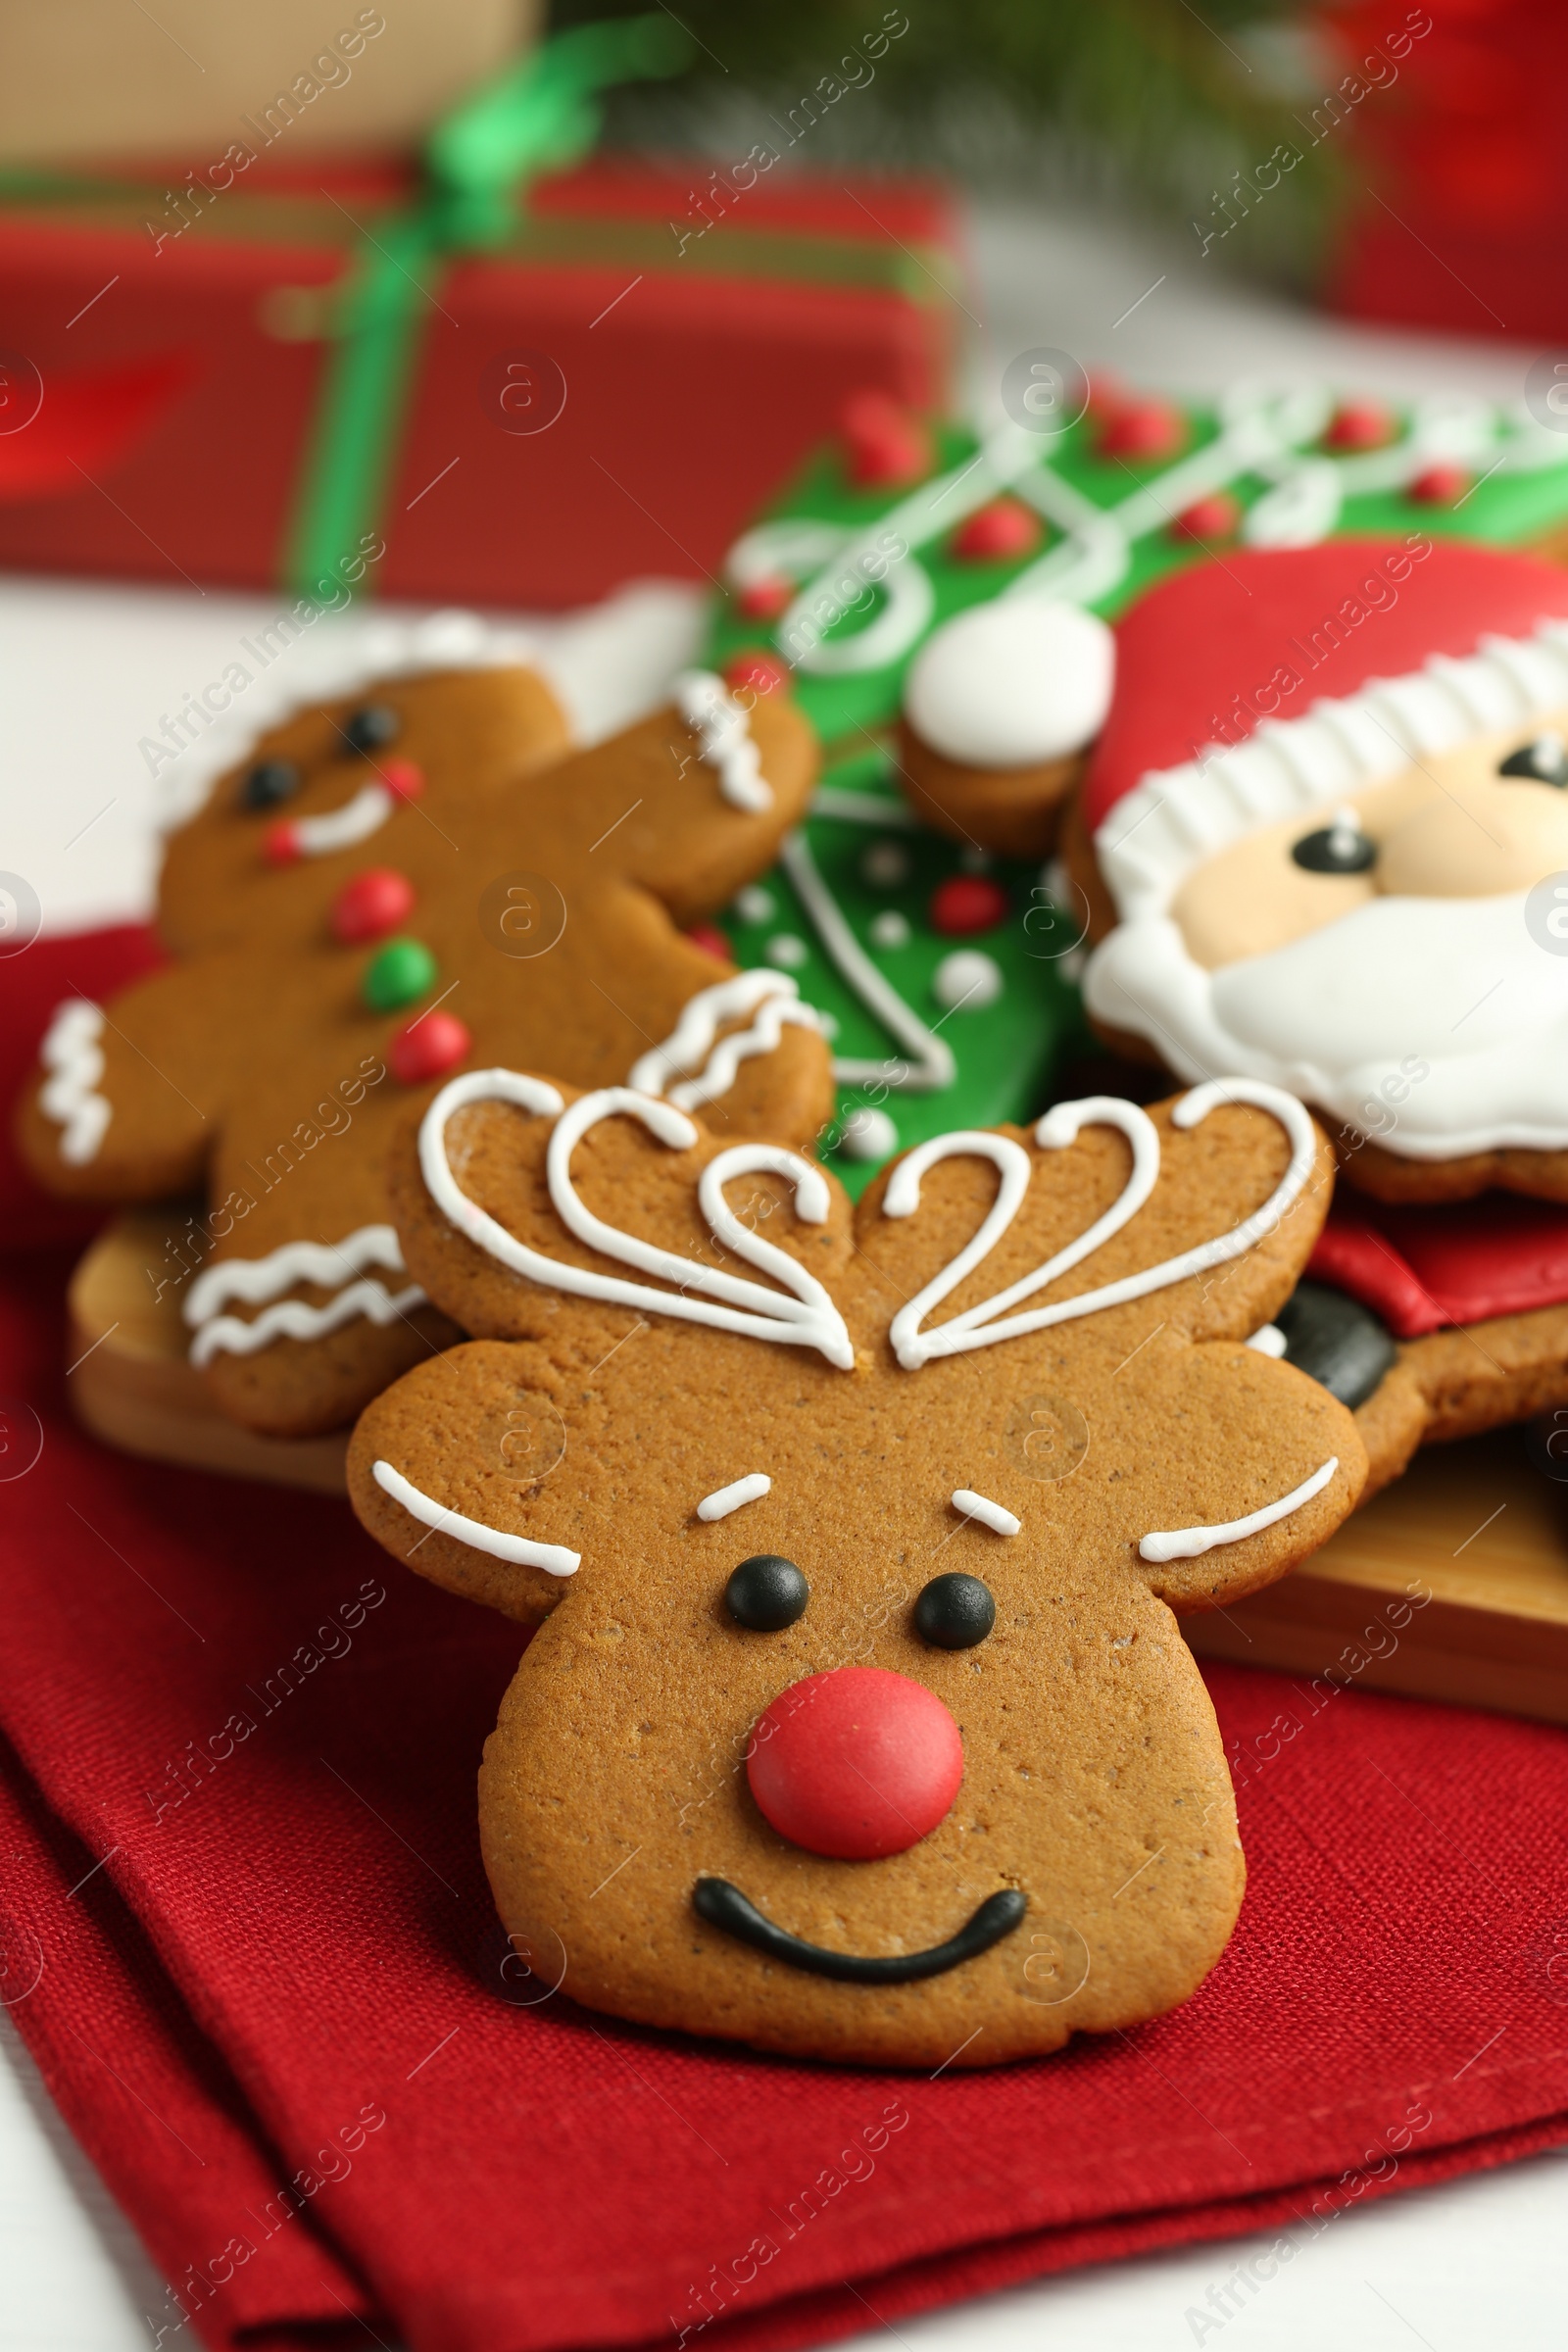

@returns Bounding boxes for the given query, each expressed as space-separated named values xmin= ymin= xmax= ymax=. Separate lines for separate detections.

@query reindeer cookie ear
xmin=385 ymin=1071 xmax=860 ymax=1370
xmin=853 ymin=1082 xmax=1335 ymax=1366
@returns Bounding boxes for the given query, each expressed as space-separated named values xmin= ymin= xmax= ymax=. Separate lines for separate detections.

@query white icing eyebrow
xmin=1138 ymin=1455 xmax=1337 ymax=1564
xmin=371 ymin=1460 xmax=579 ymax=1577
xmin=953 ymin=1489 xmax=1020 ymax=1537
xmin=697 ymin=1473 xmax=771 ymax=1522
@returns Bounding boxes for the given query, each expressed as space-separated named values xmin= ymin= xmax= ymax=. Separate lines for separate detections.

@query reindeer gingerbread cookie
xmin=347 ymin=1070 xmax=1363 ymax=2067
xmin=17 ymin=626 xmax=833 ymax=1438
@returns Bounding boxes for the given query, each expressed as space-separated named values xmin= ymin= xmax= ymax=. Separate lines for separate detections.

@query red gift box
xmin=0 ymin=152 xmax=958 ymax=610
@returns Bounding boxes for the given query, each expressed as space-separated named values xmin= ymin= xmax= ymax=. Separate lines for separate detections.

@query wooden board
xmin=63 ymin=1212 xmax=1568 ymax=1721
xmin=67 ymin=1206 xmax=349 ymax=1494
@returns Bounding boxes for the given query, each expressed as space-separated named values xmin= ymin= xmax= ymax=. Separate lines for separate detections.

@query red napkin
xmin=5 ymin=955 xmax=1568 ymax=2352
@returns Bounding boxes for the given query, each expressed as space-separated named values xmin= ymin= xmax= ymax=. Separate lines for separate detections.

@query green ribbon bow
xmin=282 ymin=14 xmax=690 ymax=602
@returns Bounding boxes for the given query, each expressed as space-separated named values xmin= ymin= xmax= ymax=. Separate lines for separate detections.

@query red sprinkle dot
xmin=263 ymin=820 xmax=302 ymax=865
xmin=931 ymin=875 xmax=1008 ymax=935
xmin=952 ymin=497 xmax=1043 ymax=562
xmin=389 ymin=1010 xmax=469 ymax=1086
xmin=1408 ymin=463 xmax=1470 ymax=506
xmin=841 ymin=390 xmax=932 ymax=488
xmin=331 ymin=866 xmax=416 ymax=944
xmin=737 ymin=576 xmax=793 ymax=620
xmin=1323 ymin=399 xmax=1395 ymax=453
xmin=723 ymin=650 xmax=788 ymax=699
xmin=1097 ymin=401 xmax=1186 ymax=461
xmin=686 ymin=924 xmax=731 ymax=962
xmin=1171 ymin=492 xmax=1241 ymax=543
xmin=379 ymin=758 xmax=425 ymax=802
xmin=747 ymin=1667 xmax=963 ymax=1860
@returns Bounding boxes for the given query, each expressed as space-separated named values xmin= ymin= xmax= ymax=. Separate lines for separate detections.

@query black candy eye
xmin=1291 ymin=808 xmax=1376 ymax=874
xmin=342 ymin=704 xmax=400 ymax=754
xmin=914 ymin=1572 xmax=995 ymax=1649
xmin=725 ymin=1555 xmax=808 ymax=1631
xmin=241 ymin=759 xmax=300 ymax=809
xmin=1498 ymin=732 xmax=1568 ymax=786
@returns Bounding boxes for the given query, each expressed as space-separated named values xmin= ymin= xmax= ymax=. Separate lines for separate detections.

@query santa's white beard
xmin=1084 ymin=889 xmax=1568 ymax=1158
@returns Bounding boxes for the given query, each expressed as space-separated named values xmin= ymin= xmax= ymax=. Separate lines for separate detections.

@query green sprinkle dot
xmin=364 ymin=937 xmax=437 ymax=1012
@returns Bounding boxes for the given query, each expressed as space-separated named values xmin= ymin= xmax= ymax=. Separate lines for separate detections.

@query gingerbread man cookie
xmin=18 ymin=634 xmax=832 ymax=1438
xmin=347 ymin=1070 xmax=1363 ymax=2067
xmin=1063 ymin=538 xmax=1568 ymax=1491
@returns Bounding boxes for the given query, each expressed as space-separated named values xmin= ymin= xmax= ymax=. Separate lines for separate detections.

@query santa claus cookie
xmin=17 ymin=627 xmax=832 ymax=1438
xmin=347 ymin=1069 xmax=1362 ymax=2067
xmin=1065 ymin=537 xmax=1568 ymax=1490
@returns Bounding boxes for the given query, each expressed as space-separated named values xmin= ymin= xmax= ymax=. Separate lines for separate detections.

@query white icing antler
xmin=419 ymin=1075 xmax=855 ymax=1368
xmin=884 ymin=1082 xmax=1316 ymax=1370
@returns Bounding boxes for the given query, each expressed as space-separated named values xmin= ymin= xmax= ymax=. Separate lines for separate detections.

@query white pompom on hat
xmin=903 ymin=599 xmax=1116 ymax=769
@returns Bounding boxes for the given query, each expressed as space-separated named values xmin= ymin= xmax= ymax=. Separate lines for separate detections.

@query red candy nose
xmin=747 ymin=1667 xmax=962 ymax=1860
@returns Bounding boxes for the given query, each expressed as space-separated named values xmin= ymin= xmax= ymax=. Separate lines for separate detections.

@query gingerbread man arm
xmin=15 ymin=958 xmax=241 ymax=1201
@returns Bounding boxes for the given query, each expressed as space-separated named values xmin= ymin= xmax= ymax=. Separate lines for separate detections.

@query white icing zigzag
xmin=184 ymin=1224 xmax=426 ymax=1365
xmin=39 ymin=1000 xmax=111 ymax=1165
xmin=674 ymin=670 xmax=772 ymax=812
xmin=419 ymin=1073 xmax=856 ymax=1368
xmin=629 ymin=971 xmax=822 ymax=1110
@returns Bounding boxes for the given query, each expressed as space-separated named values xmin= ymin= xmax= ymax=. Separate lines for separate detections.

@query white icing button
xmin=734 ymin=884 xmax=774 ymax=925
xmin=765 ymin=934 xmax=808 ymax=969
xmin=933 ymin=950 xmax=1003 ymax=1010
xmin=861 ymin=839 xmax=910 ymax=888
xmin=840 ymin=1106 xmax=899 ymax=1162
xmin=870 ymin=909 xmax=910 ymax=950
xmin=904 ymin=600 xmax=1115 ymax=769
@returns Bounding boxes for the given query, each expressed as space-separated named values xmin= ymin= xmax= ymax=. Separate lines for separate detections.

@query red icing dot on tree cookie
xmin=952 ymin=498 xmax=1044 ymax=562
xmin=379 ymin=758 xmax=425 ymax=802
xmin=685 ymin=924 xmax=730 ymax=961
xmin=388 ymin=1010 xmax=470 ymax=1085
xmin=331 ymin=867 xmax=416 ymax=944
xmin=736 ymin=577 xmax=792 ymax=621
xmin=1097 ymin=401 xmax=1186 ymax=461
xmin=1323 ymin=399 xmax=1395 ymax=453
xmin=1171 ymin=492 xmax=1240 ymax=544
xmin=747 ymin=1666 xmax=963 ymax=1859
xmin=723 ymin=651 xmax=788 ymax=699
xmin=931 ymin=875 xmax=1008 ymax=936
xmin=1409 ymin=463 xmax=1470 ymax=506
xmin=840 ymin=391 xmax=931 ymax=488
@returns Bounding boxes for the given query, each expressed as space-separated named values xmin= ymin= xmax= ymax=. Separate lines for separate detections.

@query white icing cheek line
xmin=1138 ymin=1455 xmax=1338 ymax=1565
xmin=371 ymin=1459 xmax=580 ymax=1578
xmin=38 ymin=1000 xmax=111 ymax=1165
xmin=287 ymin=781 xmax=394 ymax=856
xmin=953 ymin=1489 xmax=1019 ymax=1537
xmin=189 ymin=1277 xmax=426 ymax=1364
xmin=698 ymin=1473 xmax=772 ymax=1522
xmin=674 ymin=670 xmax=772 ymax=812
xmin=184 ymin=1224 xmax=406 ymax=1325
xmin=417 ymin=1074 xmax=856 ymax=1368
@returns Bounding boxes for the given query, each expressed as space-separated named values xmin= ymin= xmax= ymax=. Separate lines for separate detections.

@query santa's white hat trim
xmin=1094 ymin=615 xmax=1568 ymax=921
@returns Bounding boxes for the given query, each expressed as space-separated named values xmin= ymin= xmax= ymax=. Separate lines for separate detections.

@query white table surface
xmin=3 ymin=194 xmax=1566 ymax=2348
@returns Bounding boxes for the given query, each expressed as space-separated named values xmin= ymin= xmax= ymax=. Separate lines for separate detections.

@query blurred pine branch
xmin=549 ymin=0 xmax=1352 ymax=285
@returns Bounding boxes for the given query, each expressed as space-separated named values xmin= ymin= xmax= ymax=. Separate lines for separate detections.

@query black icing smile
xmin=693 ymin=1878 xmax=1027 ymax=1984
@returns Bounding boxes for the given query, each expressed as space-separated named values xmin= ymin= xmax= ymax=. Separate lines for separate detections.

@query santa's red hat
xmin=1084 ymin=539 xmax=1568 ymax=918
